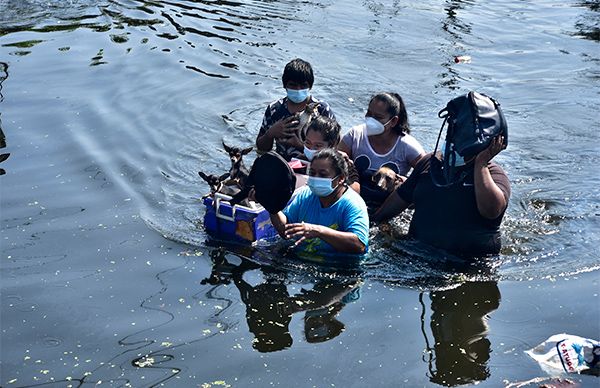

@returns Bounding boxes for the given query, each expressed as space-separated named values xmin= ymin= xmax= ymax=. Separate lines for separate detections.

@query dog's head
xmin=372 ymin=167 xmax=402 ymax=193
xmin=222 ymin=141 xmax=252 ymax=165
xmin=199 ymin=171 xmax=229 ymax=191
xmin=296 ymin=102 xmax=320 ymax=123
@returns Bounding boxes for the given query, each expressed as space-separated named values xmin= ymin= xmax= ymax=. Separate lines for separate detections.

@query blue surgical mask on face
xmin=307 ymin=175 xmax=339 ymax=197
xmin=286 ymin=88 xmax=310 ymax=103
xmin=441 ymin=141 xmax=465 ymax=167
xmin=303 ymin=146 xmax=317 ymax=161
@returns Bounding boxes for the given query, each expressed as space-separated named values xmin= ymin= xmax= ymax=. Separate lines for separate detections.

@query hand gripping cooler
xmin=203 ymin=193 xmax=278 ymax=243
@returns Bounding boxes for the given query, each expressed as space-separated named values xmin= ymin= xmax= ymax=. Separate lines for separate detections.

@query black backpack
xmin=431 ymin=91 xmax=508 ymax=186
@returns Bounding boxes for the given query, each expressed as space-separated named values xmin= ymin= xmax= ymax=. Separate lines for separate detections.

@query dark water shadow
xmin=437 ymin=0 xmax=474 ymax=90
xmin=574 ymin=1 xmax=600 ymax=42
xmin=420 ymin=281 xmax=501 ymax=386
xmin=200 ymin=244 xmax=362 ymax=352
xmin=0 ymin=61 xmax=9 ymax=175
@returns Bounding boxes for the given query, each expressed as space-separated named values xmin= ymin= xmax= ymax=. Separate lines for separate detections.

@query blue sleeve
xmin=282 ymin=187 xmax=309 ymax=223
xmin=341 ymin=194 xmax=370 ymax=249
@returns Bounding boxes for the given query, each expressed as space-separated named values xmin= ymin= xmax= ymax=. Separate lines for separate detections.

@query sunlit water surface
xmin=1 ymin=0 xmax=599 ymax=387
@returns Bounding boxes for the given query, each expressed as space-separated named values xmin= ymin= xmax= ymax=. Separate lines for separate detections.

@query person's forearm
xmin=269 ymin=211 xmax=288 ymax=237
xmin=315 ymin=227 xmax=365 ymax=254
xmin=256 ymin=131 xmax=274 ymax=152
xmin=473 ymin=162 xmax=507 ymax=219
xmin=371 ymin=191 xmax=409 ymax=223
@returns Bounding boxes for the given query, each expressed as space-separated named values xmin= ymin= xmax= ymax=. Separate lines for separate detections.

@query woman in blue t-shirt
xmin=269 ymin=149 xmax=369 ymax=254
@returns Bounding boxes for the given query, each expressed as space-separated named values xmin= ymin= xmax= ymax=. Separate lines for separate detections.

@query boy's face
xmin=285 ymin=80 xmax=311 ymax=90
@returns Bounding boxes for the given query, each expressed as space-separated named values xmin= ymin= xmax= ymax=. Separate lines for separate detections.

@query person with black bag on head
xmin=372 ymin=92 xmax=510 ymax=258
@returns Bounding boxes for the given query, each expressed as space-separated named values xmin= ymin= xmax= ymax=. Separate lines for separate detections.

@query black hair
xmin=282 ymin=58 xmax=314 ymax=88
xmin=306 ymin=116 xmax=341 ymax=147
xmin=312 ymin=148 xmax=348 ymax=181
xmin=370 ymin=92 xmax=410 ymax=134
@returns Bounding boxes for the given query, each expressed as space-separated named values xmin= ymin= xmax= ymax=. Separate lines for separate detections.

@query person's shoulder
xmin=266 ymin=97 xmax=286 ymax=111
xmin=487 ymin=161 xmax=507 ymax=174
xmin=399 ymin=133 xmax=421 ymax=145
xmin=341 ymin=187 xmax=368 ymax=210
xmin=487 ymin=161 xmax=510 ymax=181
xmin=399 ymin=133 xmax=425 ymax=150
xmin=312 ymin=97 xmax=335 ymax=116
xmin=345 ymin=123 xmax=366 ymax=137
xmin=294 ymin=186 xmax=315 ymax=201
xmin=414 ymin=152 xmax=434 ymax=171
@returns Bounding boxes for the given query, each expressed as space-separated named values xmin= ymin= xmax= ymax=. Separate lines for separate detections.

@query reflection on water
xmin=435 ymin=0 xmax=474 ymax=90
xmin=202 ymin=247 xmax=361 ymax=352
xmin=1 ymin=0 xmax=599 ymax=385
xmin=421 ymin=281 xmax=500 ymax=386
xmin=574 ymin=1 xmax=600 ymax=42
xmin=0 ymin=61 xmax=8 ymax=175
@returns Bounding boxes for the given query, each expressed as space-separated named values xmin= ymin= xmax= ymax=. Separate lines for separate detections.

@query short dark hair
xmin=306 ymin=116 xmax=341 ymax=147
xmin=282 ymin=58 xmax=314 ymax=88
xmin=312 ymin=148 xmax=348 ymax=180
xmin=370 ymin=92 xmax=410 ymax=134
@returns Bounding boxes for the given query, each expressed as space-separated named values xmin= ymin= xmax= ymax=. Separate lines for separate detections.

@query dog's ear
xmin=199 ymin=171 xmax=209 ymax=181
xmin=241 ymin=146 xmax=253 ymax=156
xmin=222 ymin=141 xmax=232 ymax=154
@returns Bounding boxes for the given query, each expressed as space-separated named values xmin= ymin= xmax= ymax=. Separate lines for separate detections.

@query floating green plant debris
xmin=2 ymin=40 xmax=43 ymax=48
xmin=110 ymin=33 xmax=129 ymax=43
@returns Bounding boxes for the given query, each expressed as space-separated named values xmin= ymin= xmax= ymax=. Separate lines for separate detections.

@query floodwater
xmin=1 ymin=0 xmax=599 ymax=387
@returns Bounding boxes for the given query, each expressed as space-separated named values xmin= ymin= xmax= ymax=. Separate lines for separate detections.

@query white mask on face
xmin=364 ymin=116 xmax=391 ymax=136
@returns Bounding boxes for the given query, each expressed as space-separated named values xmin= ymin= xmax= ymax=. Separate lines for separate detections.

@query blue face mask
xmin=441 ymin=141 xmax=465 ymax=167
xmin=303 ymin=146 xmax=317 ymax=161
xmin=286 ymin=88 xmax=310 ymax=104
xmin=307 ymin=175 xmax=339 ymax=197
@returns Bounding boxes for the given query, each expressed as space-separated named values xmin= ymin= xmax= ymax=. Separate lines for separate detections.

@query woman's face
xmin=309 ymin=157 xmax=337 ymax=179
xmin=366 ymin=99 xmax=397 ymax=130
xmin=305 ymin=129 xmax=329 ymax=151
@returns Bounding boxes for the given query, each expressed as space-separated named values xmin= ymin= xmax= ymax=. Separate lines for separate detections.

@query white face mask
xmin=303 ymin=146 xmax=317 ymax=161
xmin=307 ymin=175 xmax=339 ymax=197
xmin=364 ymin=116 xmax=391 ymax=136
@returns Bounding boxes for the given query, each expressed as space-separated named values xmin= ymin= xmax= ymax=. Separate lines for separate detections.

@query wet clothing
xmin=258 ymin=96 xmax=335 ymax=161
xmin=342 ymin=123 xmax=424 ymax=207
xmin=396 ymin=154 xmax=511 ymax=257
xmin=283 ymin=186 xmax=369 ymax=253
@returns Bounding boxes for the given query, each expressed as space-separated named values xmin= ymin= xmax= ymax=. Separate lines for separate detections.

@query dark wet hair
xmin=282 ymin=58 xmax=314 ymax=88
xmin=306 ymin=116 xmax=341 ymax=147
xmin=312 ymin=148 xmax=348 ymax=181
xmin=370 ymin=92 xmax=410 ymax=134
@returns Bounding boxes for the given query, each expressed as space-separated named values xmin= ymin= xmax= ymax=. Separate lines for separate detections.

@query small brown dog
xmin=372 ymin=167 xmax=406 ymax=193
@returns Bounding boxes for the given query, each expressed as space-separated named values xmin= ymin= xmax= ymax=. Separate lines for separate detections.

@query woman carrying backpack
xmin=372 ymin=92 xmax=511 ymax=258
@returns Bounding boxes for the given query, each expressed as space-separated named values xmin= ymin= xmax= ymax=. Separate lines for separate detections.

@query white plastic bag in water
xmin=525 ymin=333 xmax=600 ymax=375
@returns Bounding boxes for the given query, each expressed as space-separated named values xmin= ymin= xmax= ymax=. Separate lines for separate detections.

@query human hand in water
xmin=475 ymin=136 xmax=507 ymax=166
xmin=284 ymin=221 xmax=322 ymax=246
